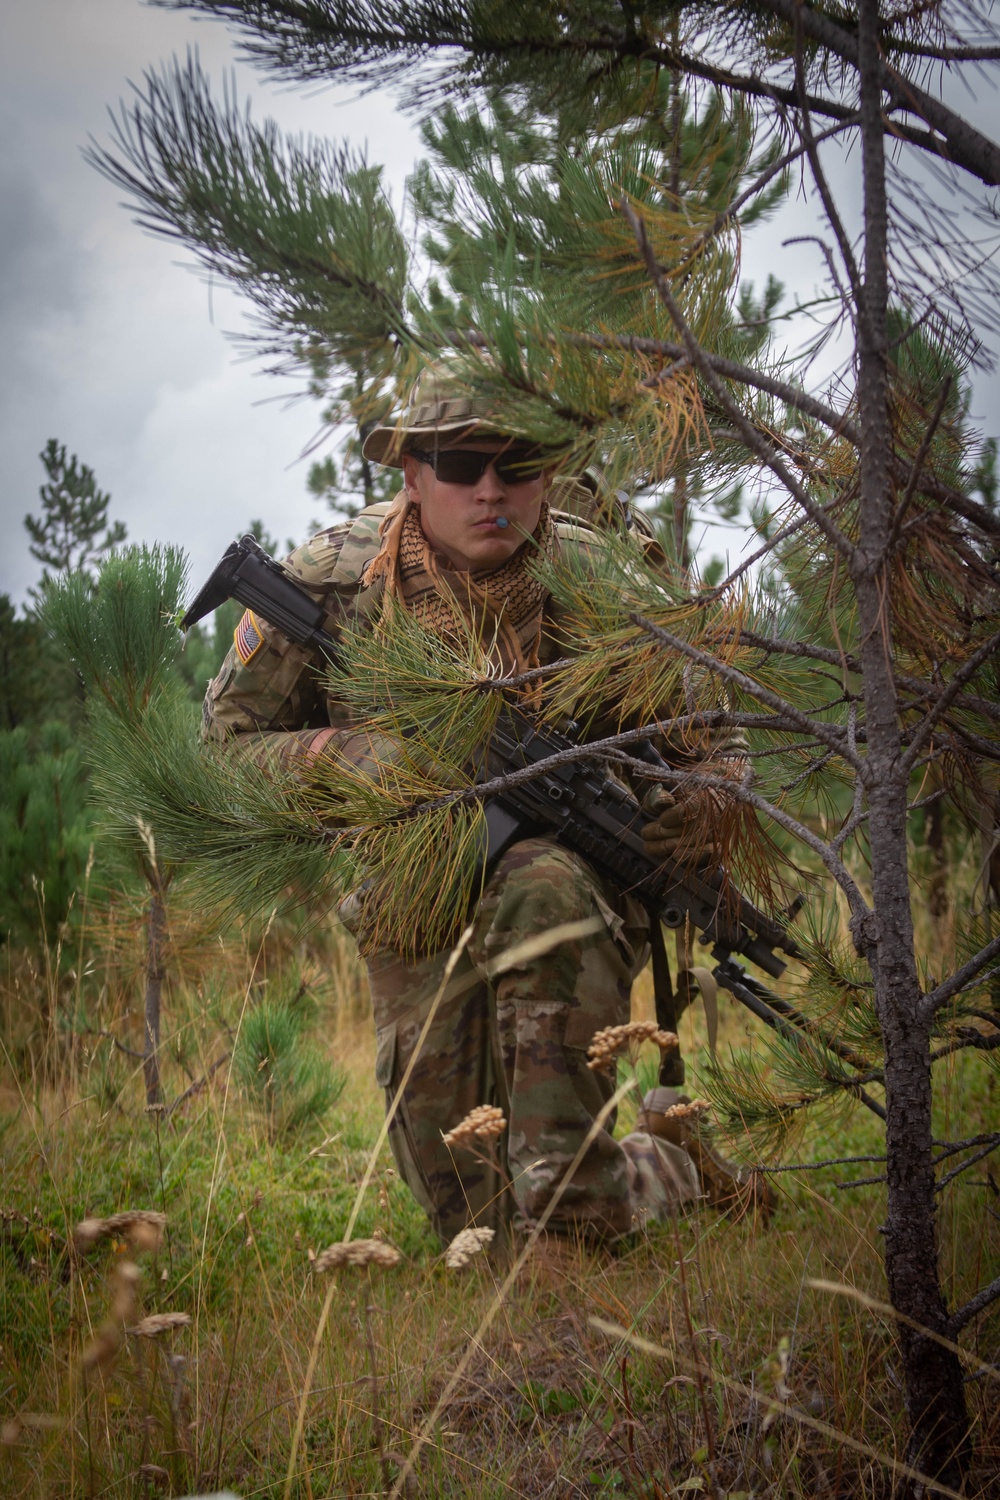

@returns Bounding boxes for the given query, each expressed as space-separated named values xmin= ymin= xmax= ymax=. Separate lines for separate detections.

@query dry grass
xmin=0 ymin=880 xmax=997 ymax=1499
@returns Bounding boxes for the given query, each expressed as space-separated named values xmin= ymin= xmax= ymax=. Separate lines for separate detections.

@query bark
xmin=853 ymin=3 xmax=968 ymax=1487
xmin=143 ymin=874 xmax=166 ymax=1108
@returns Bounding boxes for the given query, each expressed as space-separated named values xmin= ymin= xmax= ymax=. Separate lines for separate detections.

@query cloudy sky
xmin=2 ymin=0 xmax=423 ymax=607
xmin=3 ymin=3 xmax=998 ymax=611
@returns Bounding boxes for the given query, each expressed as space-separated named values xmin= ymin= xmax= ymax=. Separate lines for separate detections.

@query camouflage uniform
xmin=204 ymin=490 xmax=706 ymax=1242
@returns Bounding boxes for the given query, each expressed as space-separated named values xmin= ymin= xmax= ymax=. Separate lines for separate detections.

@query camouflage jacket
xmin=202 ymin=489 xmax=744 ymax=770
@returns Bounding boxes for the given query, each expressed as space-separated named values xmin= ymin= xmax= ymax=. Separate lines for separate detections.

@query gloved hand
xmin=640 ymin=768 xmax=742 ymax=868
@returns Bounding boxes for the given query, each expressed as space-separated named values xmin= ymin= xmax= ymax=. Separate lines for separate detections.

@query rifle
xmin=183 ymin=534 xmax=881 ymax=1109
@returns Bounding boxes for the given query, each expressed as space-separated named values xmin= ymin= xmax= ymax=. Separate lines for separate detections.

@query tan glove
xmin=640 ymin=762 xmax=745 ymax=868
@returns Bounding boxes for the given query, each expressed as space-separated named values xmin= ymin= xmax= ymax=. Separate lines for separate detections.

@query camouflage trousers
xmin=362 ymin=837 xmax=700 ymax=1244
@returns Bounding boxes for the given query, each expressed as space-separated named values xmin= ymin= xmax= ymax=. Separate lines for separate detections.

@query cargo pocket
xmin=564 ymin=1001 xmax=624 ymax=1053
xmin=372 ymin=1022 xmax=437 ymax=1223
xmin=374 ymin=1023 xmax=396 ymax=1089
xmin=592 ymin=887 xmax=639 ymax=972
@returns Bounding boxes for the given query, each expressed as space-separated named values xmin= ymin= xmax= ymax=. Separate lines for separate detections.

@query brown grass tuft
xmin=444 ymin=1227 xmax=495 ymax=1269
xmin=313 ymin=1238 xmax=402 ymax=1272
xmin=441 ymin=1104 xmax=507 ymax=1148
xmin=128 ymin=1313 xmax=192 ymax=1338
xmin=662 ymin=1098 xmax=712 ymax=1120
xmin=73 ymin=1209 xmax=166 ymax=1253
xmin=587 ymin=1020 xmax=678 ymax=1072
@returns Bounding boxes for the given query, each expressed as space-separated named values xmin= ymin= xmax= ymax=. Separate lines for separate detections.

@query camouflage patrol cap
xmin=361 ymin=364 xmax=517 ymax=468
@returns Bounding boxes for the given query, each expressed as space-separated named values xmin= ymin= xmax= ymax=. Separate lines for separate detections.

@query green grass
xmin=0 ymin=908 xmax=997 ymax=1499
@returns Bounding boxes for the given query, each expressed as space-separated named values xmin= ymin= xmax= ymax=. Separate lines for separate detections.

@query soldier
xmin=203 ymin=368 xmax=758 ymax=1247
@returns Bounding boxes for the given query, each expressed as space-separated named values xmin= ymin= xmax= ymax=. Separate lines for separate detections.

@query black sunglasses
xmin=406 ymin=444 xmax=548 ymax=485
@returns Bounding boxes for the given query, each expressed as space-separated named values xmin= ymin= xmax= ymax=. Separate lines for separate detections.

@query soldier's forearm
xmin=229 ymin=727 xmax=337 ymax=772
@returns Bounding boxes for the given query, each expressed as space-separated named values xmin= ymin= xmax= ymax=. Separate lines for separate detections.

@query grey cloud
xmin=0 ymin=150 xmax=84 ymax=350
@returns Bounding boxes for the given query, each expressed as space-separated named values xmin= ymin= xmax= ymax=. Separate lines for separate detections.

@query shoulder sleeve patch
xmin=234 ymin=609 xmax=266 ymax=665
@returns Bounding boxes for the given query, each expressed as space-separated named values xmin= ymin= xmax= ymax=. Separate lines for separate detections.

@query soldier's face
xmin=401 ymin=438 xmax=548 ymax=571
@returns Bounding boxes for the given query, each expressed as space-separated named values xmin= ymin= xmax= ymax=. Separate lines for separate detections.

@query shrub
xmin=233 ymin=992 xmax=346 ymax=1139
xmin=0 ymin=721 xmax=98 ymax=949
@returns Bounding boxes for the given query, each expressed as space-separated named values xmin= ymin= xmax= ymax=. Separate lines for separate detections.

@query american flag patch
xmin=234 ymin=610 xmax=265 ymax=665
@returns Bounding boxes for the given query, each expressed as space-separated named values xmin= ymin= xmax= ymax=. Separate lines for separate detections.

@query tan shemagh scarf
xmin=363 ymin=494 xmax=555 ymax=678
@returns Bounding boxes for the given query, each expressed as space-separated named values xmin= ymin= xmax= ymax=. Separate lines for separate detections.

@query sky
xmin=1 ymin=0 xmax=423 ymax=607
xmin=2 ymin=2 xmax=998 ymax=611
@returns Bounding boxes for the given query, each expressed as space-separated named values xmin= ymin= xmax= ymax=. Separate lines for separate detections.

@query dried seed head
xmin=73 ymin=1210 xmax=166 ymax=1254
xmin=128 ymin=1313 xmax=192 ymax=1339
xmin=313 ymin=1239 xmax=402 ymax=1273
xmin=441 ymin=1105 xmax=506 ymax=1149
xmin=73 ymin=1218 xmax=105 ymax=1249
xmin=586 ymin=1022 xmax=678 ymax=1073
xmin=445 ymin=1227 xmax=495 ymax=1269
xmin=661 ymin=1099 xmax=711 ymax=1121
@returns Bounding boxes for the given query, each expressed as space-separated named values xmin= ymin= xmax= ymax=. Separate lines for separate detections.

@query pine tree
xmin=41 ymin=547 xmax=193 ymax=1105
xmin=0 ymin=596 xmax=79 ymax=736
xmin=86 ymin=3 xmax=1000 ymax=1485
xmin=26 ymin=440 xmax=127 ymax=586
xmin=0 ymin=721 xmax=95 ymax=952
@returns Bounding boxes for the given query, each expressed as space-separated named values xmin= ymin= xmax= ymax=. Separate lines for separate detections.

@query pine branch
xmin=753 ymin=1152 xmax=886 ymax=1172
xmin=620 ymin=199 xmax=858 ymax=565
xmin=933 ymin=1132 xmax=1000 ymax=1166
xmin=887 ymin=43 xmax=1000 ymax=62
xmin=734 ymin=632 xmax=1000 ymax=728
xmin=542 ymin=330 xmax=861 ymax=449
xmin=948 ymin=1275 xmax=1000 ymax=1338
xmin=900 ymin=626 xmax=1000 ymax=777
xmin=86 ymin=54 xmax=408 ymax=366
xmin=157 ymin=0 xmax=999 ymax=186
xmin=686 ymin=117 xmax=857 ymax=263
xmin=453 ymin=337 xmax=1000 ymax=544
xmin=757 ymin=0 xmax=1000 ymax=186
xmin=920 ymin=933 xmax=1000 ymax=1021
xmin=935 ymin=1140 xmax=1000 ymax=1194
xmin=74 ymin=1028 xmax=145 ymax=1062
xmin=628 ymin=613 xmax=862 ymax=770
xmin=928 ymin=1030 xmax=1000 ymax=1066
xmin=169 ymin=1052 xmax=231 ymax=1112
xmin=791 ymin=15 xmax=863 ymax=310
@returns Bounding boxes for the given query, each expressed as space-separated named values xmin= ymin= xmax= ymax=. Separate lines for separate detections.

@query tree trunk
xmin=854 ymin=2 xmax=968 ymax=1486
xmin=143 ymin=875 xmax=166 ymax=1107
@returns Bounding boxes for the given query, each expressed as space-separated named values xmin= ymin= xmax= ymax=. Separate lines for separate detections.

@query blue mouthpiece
xmin=495 ymin=516 xmax=509 ymax=529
